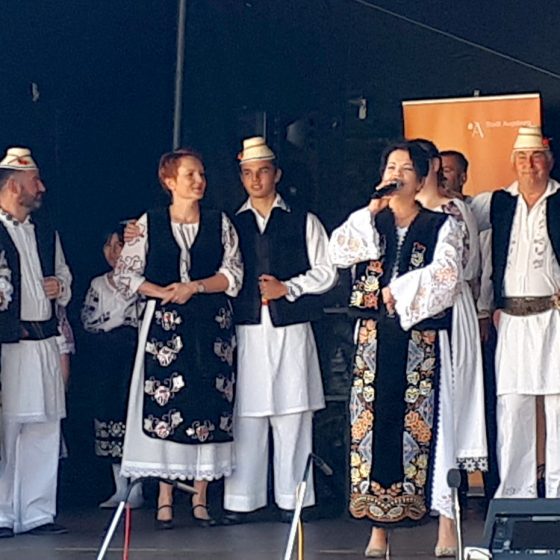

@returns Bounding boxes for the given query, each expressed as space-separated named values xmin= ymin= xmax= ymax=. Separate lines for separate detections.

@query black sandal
xmin=155 ymin=505 xmax=174 ymax=530
xmin=191 ymin=504 xmax=218 ymax=528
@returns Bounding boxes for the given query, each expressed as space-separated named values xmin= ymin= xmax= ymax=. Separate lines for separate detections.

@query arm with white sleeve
xmin=283 ymin=212 xmax=338 ymax=301
xmin=390 ymin=217 xmax=465 ymax=331
xmin=328 ymin=207 xmax=383 ymax=268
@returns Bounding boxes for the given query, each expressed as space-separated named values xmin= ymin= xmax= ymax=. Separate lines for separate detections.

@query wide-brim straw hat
xmin=238 ymin=136 xmax=276 ymax=164
xmin=0 ymin=147 xmax=38 ymax=170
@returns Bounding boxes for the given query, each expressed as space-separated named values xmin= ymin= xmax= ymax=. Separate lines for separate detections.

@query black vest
xmin=350 ymin=207 xmax=452 ymax=330
xmin=0 ymin=217 xmax=57 ymax=342
xmin=490 ymin=189 xmax=560 ymax=309
xmin=233 ymin=205 xmax=323 ymax=327
xmin=144 ymin=207 xmax=223 ymax=286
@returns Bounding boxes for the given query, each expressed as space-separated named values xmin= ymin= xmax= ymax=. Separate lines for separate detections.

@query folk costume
xmin=81 ymin=272 xmax=139 ymax=460
xmin=117 ymin=207 xmax=242 ymax=481
xmin=428 ymin=198 xmax=487 ymax=518
xmin=0 ymin=147 xmax=72 ymax=534
xmin=223 ymin=134 xmax=337 ymax=513
xmin=224 ymin=194 xmax=337 ymax=512
xmin=472 ymin=169 xmax=560 ymax=498
xmin=329 ymin=205 xmax=466 ymax=526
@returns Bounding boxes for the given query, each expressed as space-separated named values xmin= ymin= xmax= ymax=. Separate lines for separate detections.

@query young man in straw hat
xmin=471 ymin=126 xmax=560 ymax=499
xmin=223 ymin=137 xmax=337 ymax=522
xmin=0 ymin=147 xmax=72 ymax=537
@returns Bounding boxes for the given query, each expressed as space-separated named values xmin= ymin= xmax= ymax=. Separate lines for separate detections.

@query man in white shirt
xmin=471 ymin=127 xmax=560 ymax=499
xmin=223 ymin=137 xmax=337 ymax=522
xmin=0 ymin=147 xmax=72 ymax=537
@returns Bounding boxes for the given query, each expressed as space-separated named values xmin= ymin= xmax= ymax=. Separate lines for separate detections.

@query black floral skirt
xmin=141 ymin=295 xmax=236 ymax=445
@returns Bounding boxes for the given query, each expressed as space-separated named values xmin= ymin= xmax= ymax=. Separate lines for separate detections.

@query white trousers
xmin=0 ymin=419 xmax=60 ymax=533
xmin=224 ymin=411 xmax=315 ymax=511
xmin=496 ymin=393 xmax=560 ymax=498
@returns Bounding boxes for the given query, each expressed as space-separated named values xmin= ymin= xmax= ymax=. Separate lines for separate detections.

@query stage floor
xmin=0 ymin=503 xmax=487 ymax=560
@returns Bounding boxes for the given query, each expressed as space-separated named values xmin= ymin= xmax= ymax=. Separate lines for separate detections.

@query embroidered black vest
xmin=0 ymin=217 xmax=57 ymax=342
xmin=232 ymin=205 xmax=323 ymax=327
xmin=349 ymin=207 xmax=452 ymax=330
xmin=490 ymin=189 xmax=560 ymax=309
xmin=145 ymin=207 xmax=223 ymax=284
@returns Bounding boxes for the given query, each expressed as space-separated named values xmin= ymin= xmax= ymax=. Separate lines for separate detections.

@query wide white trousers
xmin=0 ymin=419 xmax=60 ymax=533
xmin=496 ymin=393 xmax=560 ymax=498
xmin=224 ymin=411 xmax=314 ymax=511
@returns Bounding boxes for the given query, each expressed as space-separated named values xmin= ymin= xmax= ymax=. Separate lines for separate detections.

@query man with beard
xmin=0 ymin=147 xmax=72 ymax=538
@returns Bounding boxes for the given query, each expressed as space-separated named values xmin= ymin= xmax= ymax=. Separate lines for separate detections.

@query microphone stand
xmin=96 ymin=478 xmax=197 ymax=560
xmin=447 ymin=468 xmax=464 ymax=560
xmin=282 ymin=453 xmax=333 ymax=560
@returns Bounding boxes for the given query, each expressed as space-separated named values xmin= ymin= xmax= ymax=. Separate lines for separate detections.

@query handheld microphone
xmin=371 ymin=181 xmax=402 ymax=199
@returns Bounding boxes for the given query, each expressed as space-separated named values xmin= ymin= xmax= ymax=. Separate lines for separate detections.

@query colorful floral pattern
xmin=350 ymin=260 xmax=383 ymax=310
xmin=349 ymin=319 xmax=438 ymax=523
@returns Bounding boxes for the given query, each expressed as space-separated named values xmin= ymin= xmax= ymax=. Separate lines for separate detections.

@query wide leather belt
xmin=20 ymin=319 xmax=58 ymax=341
xmin=502 ymin=295 xmax=560 ymax=317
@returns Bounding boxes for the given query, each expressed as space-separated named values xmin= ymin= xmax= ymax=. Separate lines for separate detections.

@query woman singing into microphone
xmin=329 ymin=141 xmax=466 ymax=557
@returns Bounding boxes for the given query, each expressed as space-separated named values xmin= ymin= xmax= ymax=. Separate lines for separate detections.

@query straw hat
xmin=238 ymin=137 xmax=276 ymax=164
xmin=0 ymin=147 xmax=38 ymax=171
xmin=512 ymin=126 xmax=550 ymax=152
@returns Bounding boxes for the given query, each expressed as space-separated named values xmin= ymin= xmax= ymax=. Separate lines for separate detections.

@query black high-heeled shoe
xmin=191 ymin=504 xmax=218 ymax=528
xmin=155 ymin=505 xmax=174 ymax=530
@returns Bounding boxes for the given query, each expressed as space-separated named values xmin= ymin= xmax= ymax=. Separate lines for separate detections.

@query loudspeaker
xmin=484 ymin=498 xmax=560 ymax=558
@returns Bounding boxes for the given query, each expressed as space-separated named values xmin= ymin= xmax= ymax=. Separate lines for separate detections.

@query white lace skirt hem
xmin=120 ymin=442 xmax=235 ymax=481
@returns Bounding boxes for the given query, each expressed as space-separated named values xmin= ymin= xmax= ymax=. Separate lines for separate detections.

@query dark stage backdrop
xmin=1 ymin=0 xmax=560 ymax=509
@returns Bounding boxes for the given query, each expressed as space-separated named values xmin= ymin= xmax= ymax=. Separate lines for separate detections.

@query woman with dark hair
xmin=329 ymin=141 xmax=468 ymax=556
xmin=115 ymin=149 xmax=243 ymax=528
xmin=82 ymin=226 xmax=143 ymax=508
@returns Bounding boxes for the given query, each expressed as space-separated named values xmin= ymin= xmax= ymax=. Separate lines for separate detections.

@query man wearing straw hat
xmin=0 ymin=147 xmax=72 ymax=537
xmin=223 ymin=137 xmax=337 ymax=522
xmin=472 ymin=126 xmax=560 ymax=499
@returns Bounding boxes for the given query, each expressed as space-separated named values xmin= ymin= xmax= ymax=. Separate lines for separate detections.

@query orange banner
xmin=402 ymin=94 xmax=541 ymax=195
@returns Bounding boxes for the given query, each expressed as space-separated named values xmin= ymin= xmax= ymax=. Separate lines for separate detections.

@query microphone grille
xmin=447 ymin=468 xmax=462 ymax=489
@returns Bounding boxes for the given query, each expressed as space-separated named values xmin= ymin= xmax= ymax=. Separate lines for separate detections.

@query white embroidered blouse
xmin=114 ymin=211 xmax=243 ymax=299
xmin=328 ymin=206 xmax=464 ymax=330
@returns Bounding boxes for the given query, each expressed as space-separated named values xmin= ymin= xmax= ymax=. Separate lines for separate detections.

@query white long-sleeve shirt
xmin=0 ymin=212 xmax=71 ymax=422
xmin=471 ymin=179 xmax=560 ymax=394
xmin=471 ymin=180 xmax=560 ymax=298
xmin=82 ymin=273 xmax=139 ymax=333
xmin=328 ymin=206 xmax=464 ymax=330
xmin=234 ymin=195 xmax=337 ymax=416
